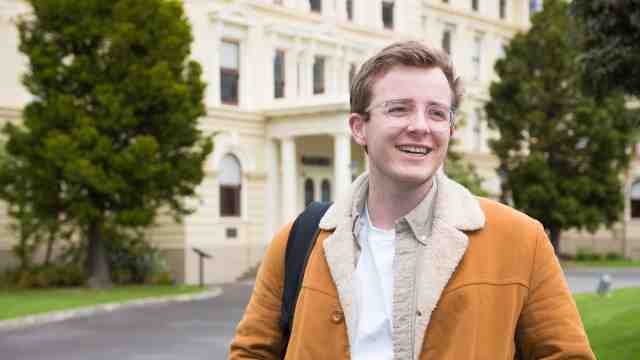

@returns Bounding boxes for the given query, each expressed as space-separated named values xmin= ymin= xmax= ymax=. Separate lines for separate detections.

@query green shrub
xmin=147 ymin=271 xmax=174 ymax=285
xmin=576 ymin=247 xmax=594 ymax=261
xmin=107 ymin=234 xmax=168 ymax=285
xmin=4 ymin=264 xmax=86 ymax=289
xmin=605 ymin=251 xmax=623 ymax=261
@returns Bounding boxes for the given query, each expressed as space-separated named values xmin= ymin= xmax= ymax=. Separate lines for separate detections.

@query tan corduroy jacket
xmin=229 ymin=173 xmax=595 ymax=359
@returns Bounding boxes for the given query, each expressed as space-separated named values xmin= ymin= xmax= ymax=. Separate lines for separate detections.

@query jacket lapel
xmin=413 ymin=173 xmax=485 ymax=357
xmin=318 ymin=174 xmax=368 ymax=346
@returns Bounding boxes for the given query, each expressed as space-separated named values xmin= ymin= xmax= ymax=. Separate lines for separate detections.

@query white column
xmin=303 ymin=50 xmax=313 ymax=97
xmin=337 ymin=0 xmax=347 ymax=21
xmin=265 ymin=139 xmax=281 ymax=241
xmin=286 ymin=47 xmax=298 ymax=100
xmin=281 ymin=137 xmax=298 ymax=221
xmin=208 ymin=21 xmax=222 ymax=107
xmin=333 ymin=133 xmax=352 ymax=200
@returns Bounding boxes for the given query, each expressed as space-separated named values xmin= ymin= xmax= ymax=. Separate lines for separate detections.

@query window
xmin=499 ymin=0 xmax=507 ymax=19
xmin=530 ymin=0 xmax=542 ymax=14
xmin=304 ymin=178 xmax=315 ymax=206
xmin=632 ymin=181 xmax=640 ymax=218
xmin=472 ymin=109 xmax=483 ymax=151
xmin=442 ymin=27 xmax=453 ymax=55
xmin=382 ymin=1 xmax=394 ymax=30
xmin=442 ymin=0 xmax=449 ymax=3
xmin=220 ymin=41 xmax=239 ymax=105
xmin=313 ymin=56 xmax=325 ymax=94
xmin=310 ymin=0 xmax=321 ymax=13
xmin=219 ymin=154 xmax=242 ymax=217
xmin=346 ymin=0 xmax=353 ymax=21
xmin=472 ymin=0 xmax=479 ymax=12
xmin=472 ymin=34 xmax=483 ymax=80
xmin=274 ymin=50 xmax=285 ymax=99
xmin=321 ymin=179 xmax=331 ymax=202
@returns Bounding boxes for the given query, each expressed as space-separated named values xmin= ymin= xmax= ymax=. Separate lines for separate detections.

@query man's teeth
xmin=398 ymin=145 xmax=430 ymax=155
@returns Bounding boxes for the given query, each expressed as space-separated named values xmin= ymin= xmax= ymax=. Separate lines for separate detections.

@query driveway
xmin=1 ymin=270 xmax=639 ymax=360
xmin=0 ymin=282 xmax=254 ymax=360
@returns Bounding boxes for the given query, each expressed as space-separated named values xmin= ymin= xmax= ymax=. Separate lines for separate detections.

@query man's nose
xmin=407 ymin=108 xmax=432 ymax=133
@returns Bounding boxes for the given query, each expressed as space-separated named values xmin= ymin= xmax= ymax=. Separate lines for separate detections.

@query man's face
xmin=349 ymin=65 xmax=453 ymax=189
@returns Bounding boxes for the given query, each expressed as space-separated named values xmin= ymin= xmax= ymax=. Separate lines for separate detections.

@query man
xmin=229 ymin=41 xmax=594 ymax=359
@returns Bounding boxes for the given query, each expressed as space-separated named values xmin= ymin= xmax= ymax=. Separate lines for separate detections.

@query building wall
xmin=2 ymin=0 xmax=639 ymax=284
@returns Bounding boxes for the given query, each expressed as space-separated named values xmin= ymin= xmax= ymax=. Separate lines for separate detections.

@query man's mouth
xmin=397 ymin=145 xmax=432 ymax=155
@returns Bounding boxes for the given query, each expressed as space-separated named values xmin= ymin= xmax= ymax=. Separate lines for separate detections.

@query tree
xmin=570 ymin=0 xmax=640 ymax=97
xmin=1 ymin=0 xmax=212 ymax=287
xmin=485 ymin=0 xmax=636 ymax=254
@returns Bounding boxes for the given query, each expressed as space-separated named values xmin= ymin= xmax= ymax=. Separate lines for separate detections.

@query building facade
xmin=1 ymin=0 xmax=639 ymax=284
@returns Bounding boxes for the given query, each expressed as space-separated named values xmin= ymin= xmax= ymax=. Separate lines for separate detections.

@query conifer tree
xmin=485 ymin=0 xmax=635 ymax=254
xmin=1 ymin=0 xmax=212 ymax=287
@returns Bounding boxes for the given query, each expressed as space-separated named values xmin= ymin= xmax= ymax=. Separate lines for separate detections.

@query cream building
xmin=1 ymin=0 xmax=639 ymax=285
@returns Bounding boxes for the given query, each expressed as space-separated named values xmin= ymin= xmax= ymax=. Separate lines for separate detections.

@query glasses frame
xmin=364 ymin=98 xmax=456 ymax=131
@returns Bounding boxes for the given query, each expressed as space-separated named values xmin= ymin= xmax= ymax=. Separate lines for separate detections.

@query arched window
xmin=219 ymin=154 xmax=241 ymax=217
xmin=631 ymin=180 xmax=640 ymax=218
xmin=304 ymin=178 xmax=315 ymax=207
xmin=321 ymin=179 xmax=331 ymax=202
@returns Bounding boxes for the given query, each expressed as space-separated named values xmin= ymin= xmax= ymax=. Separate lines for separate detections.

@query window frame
xmin=631 ymin=180 xmax=640 ymax=219
xmin=274 ymin=49 xmax=286 ymax=99
xmin=499 ymin=0 xmax=507 ymax=19
xmin=219 ymin=154 xmax=242 ymax=218
xmin=220 ymin=40 xmax=240 ymax=105
xmin=310 ymin=0 xmax=322 ymax=13
xmin=321 ymin=179 xmax=332 ymax=202
xmin=313 ymin=55 xmax=326 ymax=95
xmin=382 ymin=1 xmax=395 ymax=30
xmin=442 ymin=28 xmax=453 ymax=55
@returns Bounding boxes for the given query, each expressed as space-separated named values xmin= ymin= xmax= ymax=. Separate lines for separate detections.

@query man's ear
xmin=349 ymin=113 xmax=367 ymax=146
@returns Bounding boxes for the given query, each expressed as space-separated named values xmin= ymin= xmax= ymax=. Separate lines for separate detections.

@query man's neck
xmin=366 ymin=174 xmax=434 ymax=230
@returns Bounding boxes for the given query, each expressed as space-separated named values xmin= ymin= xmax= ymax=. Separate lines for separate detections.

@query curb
xmin=0 ymin=287 xmax=223 ymax=332
xmin=563 ymin=267 xmax=640 ymax=275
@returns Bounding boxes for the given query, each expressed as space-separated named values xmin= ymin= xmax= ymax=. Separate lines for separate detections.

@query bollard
xmin=596 ymin=274 xmax=612 ymax=297
xmin=192 ymin=247 xmax=213 ymax=287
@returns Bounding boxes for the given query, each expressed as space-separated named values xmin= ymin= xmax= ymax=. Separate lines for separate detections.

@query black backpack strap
xmin=279 ymin=201 xmax=332 ymax=358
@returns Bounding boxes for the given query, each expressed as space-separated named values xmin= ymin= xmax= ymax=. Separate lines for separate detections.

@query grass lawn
xmin=0 ymin=285 xmax=207 ymax=321
xmin=575 ymin=287 xmax=640 ymax=359
xmin=562 ymin=259 xmax=640 ymax=268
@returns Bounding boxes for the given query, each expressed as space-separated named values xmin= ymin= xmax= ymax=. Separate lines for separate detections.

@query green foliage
xmin=570 ymin=0 xmax=640 ymax=97
xmin=106 ymin=230 xmax=170 ymax=285
xmin=1 ymin=0 xmax=212 ymax=287
xmin=446 ymin=138 xmax=488 ymax=197
xmin=485 ymin=0 xmax=636 ymax=252
xmin=1 ymin=264 xmax=86 ymax=289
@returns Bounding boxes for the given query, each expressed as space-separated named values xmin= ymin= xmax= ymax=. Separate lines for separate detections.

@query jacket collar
xmin=319 ymin=171 xmax=485 ymax=233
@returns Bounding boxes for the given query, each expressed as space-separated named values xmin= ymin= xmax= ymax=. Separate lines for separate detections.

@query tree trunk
xmin=548 ymin=225 xmax=562 ymax=257
xmin=44 ymin=231 xmax=54 ymax=266
xmin=85 ymin=220 xmax=112 ymax=288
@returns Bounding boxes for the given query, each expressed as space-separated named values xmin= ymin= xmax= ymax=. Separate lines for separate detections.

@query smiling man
xmin=229 ymin=41 xmax=594 ymax=359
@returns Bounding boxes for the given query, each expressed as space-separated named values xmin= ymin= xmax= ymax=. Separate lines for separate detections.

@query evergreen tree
xmin=570 ymin=0 xmax=640 ymax=97
xmin=1 ymin=0 xmax=212 ymax=287
xmin=485 ymin=0 xmax=635 ymax=254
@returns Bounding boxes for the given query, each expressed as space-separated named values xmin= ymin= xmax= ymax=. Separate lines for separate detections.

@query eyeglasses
xmin=365 ymin=98 xmax=456 ymax=132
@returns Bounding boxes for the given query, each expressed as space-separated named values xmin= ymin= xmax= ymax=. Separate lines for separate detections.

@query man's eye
xmin=428 ymin=108 xmax=448 ymax=121
xmin=387 ymin=105 xmax=411 ymax=116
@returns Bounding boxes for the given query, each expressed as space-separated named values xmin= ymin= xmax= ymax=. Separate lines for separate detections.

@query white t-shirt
xmin=351 ymin=204 xmax=395 ymax=359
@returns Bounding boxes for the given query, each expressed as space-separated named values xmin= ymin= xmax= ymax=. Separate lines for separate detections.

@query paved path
xmin=0 ymin=283 xmax=254 ymax=360
xmin=1 ymin=270 xmax=639 ymax=360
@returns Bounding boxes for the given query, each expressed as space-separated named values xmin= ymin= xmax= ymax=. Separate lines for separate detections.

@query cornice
xmin=426 ymin=3 xmax=529 ymax=35
xmin=262 ymin=100 xmax=349 ymax=118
